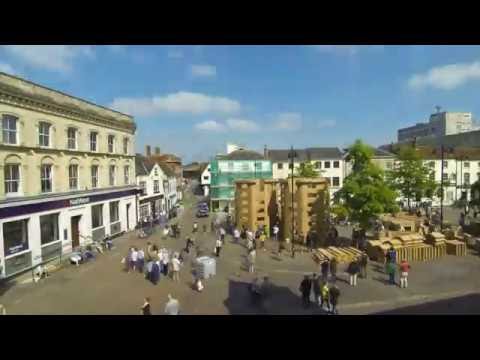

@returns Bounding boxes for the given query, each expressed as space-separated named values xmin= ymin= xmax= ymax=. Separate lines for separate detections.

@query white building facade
xmin=200 ymin=164 xmax=211 ymax=197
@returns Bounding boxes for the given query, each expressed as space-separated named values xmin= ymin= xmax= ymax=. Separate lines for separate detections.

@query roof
xmin=158 ymin=162 xmax=176 ymax=177
xmin=183 ymin=162 xmax=201 ymax=171
xmin=267 ymin=147 xmax=342 ymax=162
xmin=373 ymin=148 xmax=395 ymax=158
xmin=136 ymin=154 xmax=176 ymax=177
xmin=135 ymin=154 xmax=149 ymax=176
xmin=199 ymin=162 xmax=210 ymax=174
xmin=220 ymin=149 xmax=265 ymax=161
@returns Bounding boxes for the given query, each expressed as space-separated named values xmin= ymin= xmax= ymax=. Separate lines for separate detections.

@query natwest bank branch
xmin=0 ymin=186 xmax=137 ymax=279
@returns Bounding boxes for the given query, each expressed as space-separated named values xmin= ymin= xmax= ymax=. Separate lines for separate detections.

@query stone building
xmin=234 ymin=179 xmax=280 ymax=234
xmin=280 ymin=177 xmax=330 ymax=244
xmin=0 ymin=72 xmax=137 ymax=279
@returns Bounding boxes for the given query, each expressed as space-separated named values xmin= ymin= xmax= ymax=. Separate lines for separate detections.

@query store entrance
xmin=71 ymin=215 xmax=81 ymax=248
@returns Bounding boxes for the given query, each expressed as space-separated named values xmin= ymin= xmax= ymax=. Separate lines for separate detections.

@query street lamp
xmin=288 ymin=146 xmax=297 ymax=258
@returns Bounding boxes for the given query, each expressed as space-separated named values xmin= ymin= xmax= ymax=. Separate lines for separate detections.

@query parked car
xmin=196 ymin=208 xmax=209 ymax=218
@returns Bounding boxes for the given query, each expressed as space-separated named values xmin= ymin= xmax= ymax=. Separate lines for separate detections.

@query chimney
xmin=264 ymin=145 xmax=268 ymax=159
xmin=155 ymin=147 xmax=161 ymax=155
xmin=146 ymin=145 xmax=151 ymax=157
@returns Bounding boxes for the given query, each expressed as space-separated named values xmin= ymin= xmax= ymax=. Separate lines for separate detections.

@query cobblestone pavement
xmin=1 ymin=183 xmax=480 ymax=315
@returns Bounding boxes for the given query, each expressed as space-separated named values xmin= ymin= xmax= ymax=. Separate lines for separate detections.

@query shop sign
xmin=6 ymin=243 xmax=28 ymax=256
xmin=70 ymin=197 xmax=90 ymax=206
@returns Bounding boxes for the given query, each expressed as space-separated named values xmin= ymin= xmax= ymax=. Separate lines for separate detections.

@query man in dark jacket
xmin=312 ymin=273 xmax=321 ymax=306
xmin=347 ymin=260 xmax=360 ymax=286
xmin=321 ymin=260 xmax=329 ymax=282
xmin=359 ymin=252 xmax=368 ymax=279
xmin=330 ymin=258 xmax=338 ymax=283
xmin=299 ymin=275 xmax=312 ymax=308
xmin=329 ymin=285 xmax=340 ymax=314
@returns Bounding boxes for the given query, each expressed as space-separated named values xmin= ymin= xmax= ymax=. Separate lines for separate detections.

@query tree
xmin=295 ymin=162 xmax=318 ymax=177
xmin=470 ymin=180 xmax=480 ymax=209
xmin=334 ymin=139 xmax=398 ymax=230
xmin=386 ymin=146 xmax=437 ymax=211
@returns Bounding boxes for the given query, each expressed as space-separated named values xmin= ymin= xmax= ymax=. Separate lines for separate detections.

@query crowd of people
xmin=299 ymin=273 xmax=341 ymax=314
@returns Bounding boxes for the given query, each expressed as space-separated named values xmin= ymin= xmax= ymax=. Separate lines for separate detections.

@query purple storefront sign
xmin=0 ymin=189 xmax=138 ymax=220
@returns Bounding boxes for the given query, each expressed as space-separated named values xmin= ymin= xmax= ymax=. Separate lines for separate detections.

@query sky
xmin=2 ymin=45 xmax=480 ymax=163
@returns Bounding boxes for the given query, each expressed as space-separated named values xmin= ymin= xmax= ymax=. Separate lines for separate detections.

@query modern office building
xmin=0 ymin=72 xmax=137 ymax=279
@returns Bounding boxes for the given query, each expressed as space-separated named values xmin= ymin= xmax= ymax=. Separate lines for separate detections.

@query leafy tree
xmin=295 ymin=162 xmax=318 ymax=177
xmin=470 ymin=180 xmax=480 ymax=209
xmin=334 ymin=139 xmax=398 ymax=230
xmin=386 ymin=146 xmax=437 ymax=211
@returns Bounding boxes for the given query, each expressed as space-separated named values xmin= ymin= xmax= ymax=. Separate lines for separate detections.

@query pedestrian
xmin=299 ymin=275 xmax=312 ymax=308
xmin=359 ymin=252 xmax=368 ymax=279
xmin=247 ymin=237 xmax=254 ymax=251
xmin=347 ymin=260 xmax=359 ymax=287
xmin=172 ymin=254 xmax=181 ymax=282
xmin=215 ymin=238 xmax=222 ymax=257
xmin=273 ymin=224 xmax=279 ymax=242
xmin=220 ymin=227 xmax=226 ymax=244
xmin=248 ymin=248 xmax=256 ymax=273
xmin=233 ymin=228 xmax=240 ymax=243
xmin=386 ymin=260 xmax=396 ymax=285
xmin=312 ymin=273 xmax=321 ymax=306
xmin=146 ymin=241 xmax=153 ymax=262
xmin=141 ymin=297 xmax=151 ymax=315
xmin=321 ymin=282 xmax=330 ymax=312
xmin=399 ymin=259 xmax=411 ymax=288
xmin=150 ymin=260 xmax=161 ymax=285
xmin=164 ymin=294 xmax=180 ymax=315
xmin=321 ymin=260 xmax=329 ymax=282
xmin=330 ymin=257 xmax=338 ymax=283
xmin=160 ymin=249 xmax=170 ymax=277
xmin=137 ymin=248 xmax=145 ymax=273
xmin=259 ymin=231 xmax=266 ymax=251
xmin=329 ymin=284 xmax=340 ymax=314
xmin=241 ymin=226 xmax=247 ymax=241
xmin=129 ymin=247 xmax=138 ymax=273
xmin=193 ymin=222 xmax=198 ymax=233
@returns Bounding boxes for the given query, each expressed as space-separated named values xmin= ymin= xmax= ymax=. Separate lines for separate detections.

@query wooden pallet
xmin=445 ymin=240 xmax=467 ymax=256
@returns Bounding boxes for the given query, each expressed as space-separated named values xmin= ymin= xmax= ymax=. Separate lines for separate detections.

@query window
xmin=67 ymin=128 xmax=77 ymax=149
xmin=41 ymin=164 xmax=52 ymax=193
xmin=442 ymin=173 xmax=448 ymax=183
xmin=228 ymin=162 xmax=234 ymax=170
xmin=2 ymin=114 xmax=18 ymax=144
xmin=39 ymin=122 xmax=51 ymax=147
xmin=464 ymin=161 xmax=470 ymax=168
xmin=315 ymin=161 xmax=321 ymax=169
xmin=109 ymin=201 xmax=119 ymax=223
xmin=255 ymin=162 xmax=262 ymax=171
xmin=139 ymin=181 xmax=147 ymax=195
xmin=464 ymin=173 xmax=470 ymax=185
xmin=90 ymin=132 xmax=98 ymax=152
xmin=450 ymin=173 xmax=456 ymax=181
xmin=277 ymin=163 xmax=283 ymax=170
xmin=241 ymin=163 xmax=249 ymax=171
xmin=139 ymin=204 xmax=150 ymax=219
xmin=203 ymin=176 xmax=209 ymax=180
xmin=154 ymin=180 xmax=160 ymax=193
xmin=109 ymin=165 xmax=116 ymax=186
xmin=332 ymin=177 xmax=340 ymax=187
xmin=4 ymin=164 xmax=20 ymax=194
xmin=386 ymin=161 xmax=393 ymax=170
xmin=69 ymin=164 xmax=78 ymax=190
xmin=3 ymin=219 xmax=29 ymax=256
xmin=154 ymin=168 xmax=158 ymax=176
xmin=333 ymin=161 xmax=340 ymax=168
xmin=91 ymin=165 xmax=99 ymax=188
xmin=124 ymin=166 xmax=130 ymax=184
xmin=443 ymin=161 xmax=448 ymax=169
xmin=40 ymin=213 xmax=59 ymax=245
xmin=123 ymin=137 xmax=129 ymax=154
xmin=108 ymin=135 xmax=115 ymax=153
xmin=91 ymin=204 xmax=103 ymax=228
xmin=324 ymin=161 xmax=331 ymax=168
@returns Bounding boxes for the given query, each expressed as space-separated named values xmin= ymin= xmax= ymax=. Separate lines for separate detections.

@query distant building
xmin=200 ymin=163 xmax=211 ymax=197
xmin=398 ymin=112 xmax=474 ymax=142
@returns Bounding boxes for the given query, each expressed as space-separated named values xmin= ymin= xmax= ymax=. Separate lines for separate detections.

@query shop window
xmin=92 ymin=204 xmax=104 ymax=229
xmin=110 ymin=201 xmax=119 ymax=223
xmin=3 ymin=219 xmax=29 ymax=256
xmin=139 ymin=204 xmax=150 ymax=219
xmin=40 ymin=213 xmax=59 ymax=245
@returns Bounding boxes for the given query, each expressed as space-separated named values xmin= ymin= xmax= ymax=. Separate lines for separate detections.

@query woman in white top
xmin=215 ymin=239 xmax=222 ymax=257
xmin=233 ymin=228 xmax=240 ymax=243
xmin=248 ymin=249 xmax=256 ymax=273
xmin=171 ymin=255 xmax=181 ymax=282
xmin=137 ymin=249 xmax=145 ymax=273
xmin=130 ymin=248 xmax=138 ymax=273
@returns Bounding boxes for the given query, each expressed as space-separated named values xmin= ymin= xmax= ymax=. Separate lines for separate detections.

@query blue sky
xmin=2 ymin=45 xmax=480 ymax=163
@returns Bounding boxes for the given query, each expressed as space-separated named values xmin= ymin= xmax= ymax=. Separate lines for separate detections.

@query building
xmin=200 ymin=163 xmax=211 ymax=197
xmin=397 ymin=112 xmax=474 ymax=142
xmin=280 ymin=177 xmax=329 ymax=244
xmin=0 ymin=72 xmax=137 ymax=279
xmin=182 ymin=162 xmax=204 ymax=179
xmin=344 ymin=147 xmax=396 ymax=176
xmin=135 ymin=155 xmax=165 ymax=221
xmin=266 ymin=147 xmax=344 ymax=200
xmin=234 ymin=179 xmax=280 ymax=233
xmin=146 ymin=145 xmax=183 ymax=179
xmin=210 ymin=147 xmax=272 ymax=212
xmin=159 ymin=161 xmax=179 ymax=214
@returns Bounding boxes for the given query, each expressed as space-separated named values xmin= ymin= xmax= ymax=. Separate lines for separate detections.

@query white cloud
xmin=0 ymin=62 xmax=16 ymax=75
xmin=110 ymin=91 xmax=241 ymax=117
xmin=1 ymin=45 xmax=95 ymax=73
xmin=317 ymin=119 xmax=337 ymax=128
xmin=167 ymin=50 xmax=184 ymax=59
xmin=195 ymin=120 xmax=226 ymax=132
xmin=408 ymin=61 xmax=480 ymax=90
xmin=226 ymin=118 xmax=260 ymax=132
xmin=272 ymin=112 xmax=302 ymax=131
xmin=190 ymin=64 xmax=216 ymax=78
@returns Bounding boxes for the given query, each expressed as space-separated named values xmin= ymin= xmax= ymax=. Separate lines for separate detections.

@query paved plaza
xmin=1 ymin=186 xmax=480 ymax=315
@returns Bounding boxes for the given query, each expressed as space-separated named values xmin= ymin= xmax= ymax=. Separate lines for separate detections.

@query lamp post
xmin=438 ymin=145 xmax=454 ymax=231
xmin=288 ymin=146 xmax=297 ymax=258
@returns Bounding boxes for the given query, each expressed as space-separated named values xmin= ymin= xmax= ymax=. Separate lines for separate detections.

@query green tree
xmin=386 ymin=146 xmax=437 ymax=211
xmin=334 ymin=139 xmax=398 ymax=230
xmin=470 ymin=180 xmax=480 ymax=209
xmin=295 ymin=162 xmax=318 ymax=177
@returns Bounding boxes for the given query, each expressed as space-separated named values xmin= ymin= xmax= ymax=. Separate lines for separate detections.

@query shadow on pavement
xmin=0 ymin=279 xmax=16 ymax=297
xmin=372 ymin=293 xmax=480 ymax=314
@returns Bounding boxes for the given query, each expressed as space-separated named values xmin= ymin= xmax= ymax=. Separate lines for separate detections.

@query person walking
xmin=233 ymin=228 xmax=240 ymax=243
xmin=330 ymin=257 xmax=338 ymax=283
xmin=130 ymin=247 xmax=138 ymax=273
xmin=359 ymin=252 xmax=368 ymax=279
xmin=386 ymin=260 xmax=396 ymax=285
xmin=141 ymin=297 xmax=151 ymax=315
xmin=150 ymin=260 xmax=161 ymax=285
xmin=259 ymin=231 xmax=266 ymax=251
xmin=321 ymin=260 xmax=329 ymax=282
xmin=329 ymin=284 xmax=340 ymax=315
xmin=399 ymin=259 xmax=411 ymax=288
xmin=215 ymin=238 xmax=222 ymax=257
xmin=164 ymin=294 xmax=180 ymax=315
xmin=248 ymin=248 xmax=256 ymax=273
xmin=312 ymin=273 xmax=321 ymax=306
xmin=171 ymin=254 xmax=181 ymax=282
xmin=137 ymin=248 xmax=145 ymax=274
xmin=273 ymin=224 xmax=279 ymax=242
xmin=161 ymin=250 xmax=170 ymax=277
xmin=299 ymin=275 xmax=312 ymax=308
xmin=321 ymin=282 xmax=330 ymax=312
xmin=347 ymin=260 xmax=359 ymax=287
xmin=220 ymin=227 xmax=226 ymax=244
xmin=193 ymin=222 xmax=198 ymax=233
